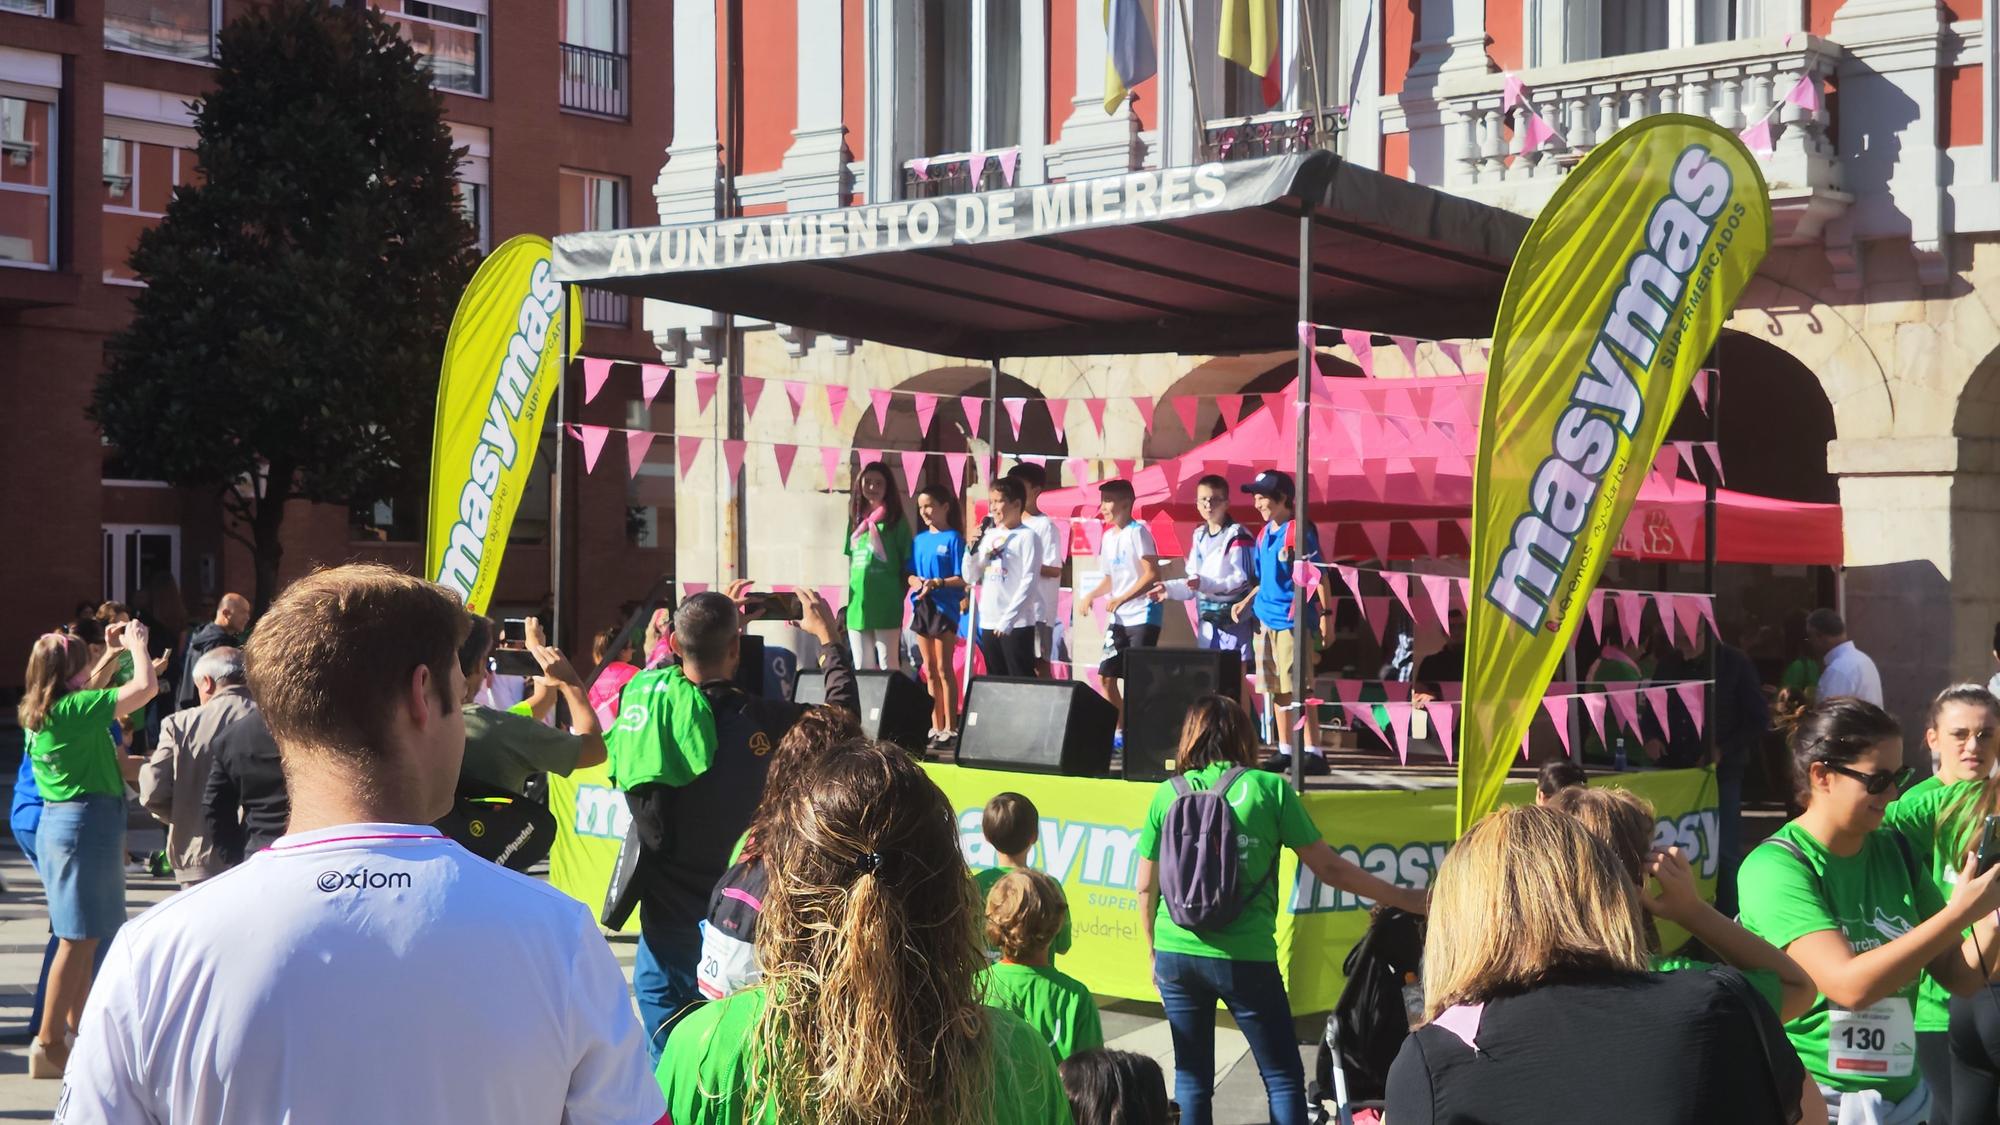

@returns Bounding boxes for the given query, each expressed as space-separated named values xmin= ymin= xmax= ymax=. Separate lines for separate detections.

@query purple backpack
xmin=1159 ymin=766 xmax=1277 ymax=931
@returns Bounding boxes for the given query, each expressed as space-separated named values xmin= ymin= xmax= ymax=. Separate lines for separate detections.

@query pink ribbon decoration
xmin=1543 ymin=695 xmax=1574 ymax=759
xmin=624 ymin=430 xmax=655 ymax=478
xmin=1292 ymin=559 xmax=1322 ymax=598
xmin=1084 ymin=397 xmax=1109 ymax=437
xmin=575 ymin=424 xmax=610 ymax=473
xmin=722 ymin=440 xmax=747 ymax=481
xmin=1002 ymin=397 xmax=1027 ymax=441
xmin=740 ymin=376 xmax=765 ymax=421
xmin=641 ymin=363 xmax=671 ymax=406
xmin=1581 ymin=692 xmax=1610 ymax=748
xmin=909 ymin=157 xmax=930 ymax=181
xmin=961 ymin=396 xmax=985 ymax=439
xmin=1501 ymin=74 xmax=1526 ymax=111
xmin=676 ymin=436 xmax=702 ymax=477
xmin=1431 ymin=702 xmax=1456 ymax=762
xmin=782 ymin=379 xmax=808 ymax=423
xmin=1785 ymin=74 xmax=1821 ymax=112
xmin=1131 ymin=396 xmax=1156 ymax=433
xmin=1172 ymin=396 xmax=1201 ymax=440
xmin=868 ymin=388 xmax=894 ymax=434
xmin=913 ymin=392 xmax=939 ymax=437
xmin=1675 ymin=681 xmax=1707 ymax=738
xmin=1341 ymin=328 xmax=1375 ymax=376
xmin=772 ymin=442 xmax=799 ymax=487
xmin=824 ymin=384 xmax=849 ymax=426
xmin=693 ymin=371 xmax=720 ymax=415
xmin=1740 ymin=116 xmax=1774 ymax=155
xmin=944 ymin=452 xmax=968 ymax=493
xmin=998 ymin=148 xmax=1020 ymax=186
xmin=581 ymin=357 xmax=614 ymax=405
xmin=820 ymin=445 xmax=843 ymax=490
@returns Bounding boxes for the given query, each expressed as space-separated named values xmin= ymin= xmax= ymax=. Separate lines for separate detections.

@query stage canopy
xmin=553 ymin=152 xmax=1528 ymax=358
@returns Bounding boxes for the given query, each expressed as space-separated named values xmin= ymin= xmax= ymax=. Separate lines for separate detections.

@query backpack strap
xmin=1170 ymin=775 xmax=1193 ymax=799
xmin=1211 ymin=766 xmax=1284 ymax=905
xmin=1759 ymin=831 xmax=1925 ymax=907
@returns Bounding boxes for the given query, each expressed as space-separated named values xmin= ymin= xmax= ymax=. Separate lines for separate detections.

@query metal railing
xmin=560 ymin=43 xmax=629 ymax=118
xmin=900 ymin=151 xmax=1010 ymax=199
xmin=584 ymin=287 xmax=629 ymax=326
xmin=1203 ymin=110 xmax=1345 ymax=162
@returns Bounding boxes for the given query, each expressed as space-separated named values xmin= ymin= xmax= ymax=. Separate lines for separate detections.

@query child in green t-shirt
xmin=973 ymin=792 xmax=1072 ymax=958
xmin=978 ymin=869 xmax=1102 ymax=1065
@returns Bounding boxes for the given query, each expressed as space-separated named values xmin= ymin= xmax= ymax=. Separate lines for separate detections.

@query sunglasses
xmin=1822 ymin=763 xmax=1916 ymax=795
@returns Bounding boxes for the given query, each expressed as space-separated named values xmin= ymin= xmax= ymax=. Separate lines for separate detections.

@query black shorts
xmin=1099 ymin=622 xmax=1161 ymax=677
xmin=910 ymin=598 xmax=960 ymax=640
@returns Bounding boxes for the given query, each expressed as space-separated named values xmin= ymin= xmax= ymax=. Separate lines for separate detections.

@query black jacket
xmin=176 ymin=623 xmax=242 ymax=712
xmin=201 ymin=709 xmax=291 ymax=864
xmin=625 ymin=644 xmax=858 ymax=958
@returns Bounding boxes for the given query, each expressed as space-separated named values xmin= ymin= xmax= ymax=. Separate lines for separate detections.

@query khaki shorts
xmin=1258 ymin=626 xmax=1303 ymax=696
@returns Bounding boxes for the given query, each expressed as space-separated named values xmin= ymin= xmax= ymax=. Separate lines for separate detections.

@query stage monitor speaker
xmin=793 ymin=669 xmax=934 ymax=755
xmin=957 ymin=677 xmax=1117 ymax=777
xmin=1122 ymin=647 xmax=1243 ymax=782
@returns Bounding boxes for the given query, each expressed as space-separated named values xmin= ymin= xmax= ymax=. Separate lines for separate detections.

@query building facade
xmin=0 ymin=0 xmax=673 ymax=678
xmin=649 ymin=0 xmax=2000 ymax=733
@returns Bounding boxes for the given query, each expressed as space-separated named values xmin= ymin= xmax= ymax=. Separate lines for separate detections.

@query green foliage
xmin=92 ymin=0 xmax=477 ymax=594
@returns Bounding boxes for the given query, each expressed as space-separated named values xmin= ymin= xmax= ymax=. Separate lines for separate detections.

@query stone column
xmin=1050 ymin=0 xmax=1145 ymax=179
xmin=1828 ymin=0 xmax=1950 ymax=286
xmin=781 ymin=0 xmax=850 ymax=212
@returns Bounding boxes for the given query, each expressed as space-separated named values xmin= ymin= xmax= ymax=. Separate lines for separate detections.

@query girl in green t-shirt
xmin=1738 ymin=698 xmax=2000 ymax=1121
xmin=844 ymin=461 xmax=914 ymax=672
xmin=657 ymin=738 xmax=1072 ymax=1124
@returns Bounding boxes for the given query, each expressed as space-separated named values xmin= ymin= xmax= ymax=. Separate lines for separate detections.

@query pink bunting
xmin=909 ymin=156 xmax=930 ymax=181
xmin=998 ymin=148 xmax=1020 ymax=186
xmin=1695 ymin=593 xmax=1718 ymax=638
xmin=819 ymin=586 xmax=844 ymax=614
xmin=782 ymin=380 xmax=808 ymax=423
xmin=1643 ymin=686 xmax=1673 ymax=736
xmin=575 ymin=424 xmax=611 ymax=473
xmin=1386 ymin=703 xmax=1413 ymax=764
xmin=1341 ymin=329 xmax=1374 ymax=376
xmin=1586 ymin=590 xmax=1607 ymax=643
xmin=772 ymin=442 xmax=799 ymax=486
xmin=1670 ymin=595 xmax=1703 ymax=647
xmin=1437 ymin=341 xmax=1464 ymax=374
xmin=1065 ymin=457 xmax=1089 ymax=484
xmin=722 ymin=440 xmax=747 ymax=481
xmin=1693 ymin=369 xmax=1712 ymax=417
xmin=676 ymin=436 xmax=702 ymax=477
xmin=1784 ymin=74 xmax=1821 ymax=112
xmin=1520 ymin=108 xmax=1558 ymax=150
xmin=1543 ymin=695 xmax=1574 ymax=760
xmin=582 ymin=357 xmax=614 ymax=405
xmin=1114 ymin=459 xmax=1135 ymax=480
xmin=1360 ymin=520 xmax=1394 ymax=561
xmin=1292 ymin=560 xmax=1322 ymax=597
xmin=1083 ymin=397 xmax=1108 ymax=437
xmin=1362 ymin=597 xmax=1392 ymax=644
xmin=1394 ymin=336 xmax=1419 ymax=374
xmin=1700 ymin=441 xmax=1725 ymax=484
xmin=1675 ymin=681 xmax=1707 ymax=738
xmin=820 ymin=445 xmax=843 ymax=490
xmin=1581 ymin=692 xmax=1609 ymax=748
xmin=867 ymin=389 xmax=894 ymax=434
xmin=1410 ymin=520 xmax=1440 ymax=556
xmin=913 ymin=393 xmax=939 ymax=438
xmin=1410 ymin=457 xmax=1439 ymax=501
xmin=1501 ymin=74 xmax=1526 ymax=111
xmin=1431 ymin=702 xmax=1456 ymax=762
xmin=1346 ymin=702 xmax=1388 ymax=745
xmin=1172 ymin=396 xmax=1201 ymax=440
xmin=1131 ymin=396 xmax=1156 ymax=433
xmin=694 ymin=371 xmax=720 ymax=415
xmin=1333 ymin=564 xmax=1363 ymax=602
xmin=1046 ymin=399 xmax=1068 ymax=444
xmin=899 ymin=449 xmax=928 ymax=492
xmin=824 ymin=384 xmax=848 ymax=426
xmin=1740 ymin=116 xmax=1774 ymax=155
xmin=944 ymin=452 xmax=969 ymax=493
xmin=1216 ymin=395 xmax=1245 ymax=430
xmin=1379 ymin=570 xmax=1415 ymax=616
xmin=962 ymin=396 xmax=985 ymax=440
xmin=968 ymin=151 xmax=989 ymax=186
xmin=641 ymin=363 xmax=671 ymax=406
xmin=1420 ymin=574 xmax=1454 ymax=627
xmin=1361 ymin=459 xmax=1389 ymax=502
xmin=1608 ymin=690 xmax=1643 ymax=739
xmin=624 ymin=430 xmax=655 ymax=478
xmin=1001 ymin=398 xmax=1026 ymax=441
xmin=1653 ymin=443 xmax=1683 ymax=486
xmin=1613 ymin=590 xmax=1647 ymax=647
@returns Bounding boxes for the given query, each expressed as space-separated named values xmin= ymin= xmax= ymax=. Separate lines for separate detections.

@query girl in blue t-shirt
xmin=907 ymin=485 xmax=968 ymax=748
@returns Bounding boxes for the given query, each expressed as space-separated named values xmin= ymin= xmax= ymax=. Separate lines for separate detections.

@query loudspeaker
xmin=794 ymin=670 xmax=935 ymax=754
xmin=734 ymin=633 xmax=765 ymax=697
xmin=956 ymin=677 xmax=1118 ymax=777
xmin=1122 ymin=647 xmax=1243 ymax=782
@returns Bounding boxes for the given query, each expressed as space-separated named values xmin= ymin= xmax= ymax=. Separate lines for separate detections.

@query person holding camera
xmin=611 ymin=585 xmax=856 ymax=1063
xmin=457 ymin=616 xmax=606 ymax=798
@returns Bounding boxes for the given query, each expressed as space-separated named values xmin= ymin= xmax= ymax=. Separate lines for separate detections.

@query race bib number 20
xmin=1827 ymin=998 xmax=1916 ymax=1078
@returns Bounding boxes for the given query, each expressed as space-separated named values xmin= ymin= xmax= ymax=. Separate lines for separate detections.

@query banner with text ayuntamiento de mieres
xmin=426 ymin=234 xmax=582 ymax=614
xmin=1458 ymin=116 xmax=1771 ymax=834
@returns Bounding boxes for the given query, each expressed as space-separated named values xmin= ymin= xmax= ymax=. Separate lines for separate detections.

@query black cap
xmin=1240 ymin=469 xmax=1295 ymax=499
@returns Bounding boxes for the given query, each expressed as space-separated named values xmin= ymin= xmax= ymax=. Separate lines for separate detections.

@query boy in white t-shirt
xmin=964 ymin=477 xmax=1044 ymax=678
xmin=1081 ymin=479 xmax=1162 ymax=738
xmin=1006 ymin=462 xmax=1066 ymax=674
xmin=58 ymin=564 xmax=664 ymax=1125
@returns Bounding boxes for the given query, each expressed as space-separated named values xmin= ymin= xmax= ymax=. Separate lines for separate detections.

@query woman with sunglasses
xmin=1740 ymin=698 xmax=2000 ymax=1123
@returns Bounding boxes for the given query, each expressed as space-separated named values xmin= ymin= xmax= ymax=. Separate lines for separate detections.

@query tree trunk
xmin=250 ymin=474 xmax=292 ymax=616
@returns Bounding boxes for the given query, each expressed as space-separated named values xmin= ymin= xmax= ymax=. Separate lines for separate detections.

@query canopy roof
xmin=553 ymin=151 xmax=1531 ymax=358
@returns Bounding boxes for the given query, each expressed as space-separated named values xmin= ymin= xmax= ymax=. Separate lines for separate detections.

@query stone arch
xmin=849 ymin=365 xmax=1071 ymax=502
xmin=1662 ymin=330 xmax=1837 ymax=504
xmin=1139 ymin=350 xmax=1334 ymax=465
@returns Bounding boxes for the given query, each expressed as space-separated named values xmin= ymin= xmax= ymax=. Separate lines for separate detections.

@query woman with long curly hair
xmin=658 ymin=737 xmax=1071 ymax=1124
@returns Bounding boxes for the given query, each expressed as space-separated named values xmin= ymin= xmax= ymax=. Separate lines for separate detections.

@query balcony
xmin=1425 ymin=36 xmax=1847 ymax=245
xmin=583 ymin=286 xmax=628 ymax=327
xmin=900 ymin=150 xmax=1013 ymax=200
xmin=1204 ymin=109 xmax=1345 ymax=163
xmin=560 ymin=43 xmax=629 ymax=119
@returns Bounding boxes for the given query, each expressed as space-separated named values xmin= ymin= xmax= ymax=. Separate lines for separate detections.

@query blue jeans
xmin=1154 ymin=950 xmax=1306 ymax=1125
xmin=11 ymin=823 xmax=55 ymax=1036
xmin=633 ymin=927 xmax=703 ymax=1065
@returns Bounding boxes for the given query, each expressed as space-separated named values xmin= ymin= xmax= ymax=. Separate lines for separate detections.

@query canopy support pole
xmin=552 ymin=286 xmax=569 ymax=649
xmin=1291 ymin=198 xmax=1316 ymax=794
xmin=1704 ymin=343 xmax=1721 ymax=761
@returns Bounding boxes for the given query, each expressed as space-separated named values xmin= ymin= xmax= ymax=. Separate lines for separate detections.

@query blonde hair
xmin=1422 ymin=805 xmax=1648 ymax=1020
xmin=17 ymin=633 xmax=88 ymax=732
xmin=747 ymin=738 xmax=1001 ymax=1124
xmin=985 ymin=869 xmax=1067 ymax=962
xmin=1549 ymin=786 xmax=1663 ymax=953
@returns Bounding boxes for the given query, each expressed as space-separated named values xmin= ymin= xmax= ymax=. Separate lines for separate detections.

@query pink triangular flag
xmin=1653 ymin=443 xmax=1683 ymax=486
xmin=958 ymin=396 xmax=985 ymax=440
xmin=824 ymin=384 xmax=849 ymax=426
xmin=1437 ymin=341 xmax=1464 ymax=374
xmin=624 ymin=430 xmax=655 ymax=478
xmin=998 ymin=148 xmax=1019 ymax=186
xmin=1341 ymin=328 xmax=1374 ymax=376
xmin=1420 ymin=574 xmax=1453 ymax=626
xmin=1695 ymin=593 xmax=1718 ymax=639
xmin=582 ymin=357 xmax=614 ymax=405
xmin=900 ymin=449 xmax=928 ymax=491
xmin=783 ymin=379 xmax=808 ymax=423
xmin=1520 ymin=108 xmax=1558 ymax=150
xmin=1784 ymin=75 xmax=1821 ymax=112
xmin=909 ymin=156 xmax=930 ymax=181
xmin=677 ymin=436 xmax=702 ymax=477
xmin=1379 ymin=570 xmax=1415 ymax=617
xmin=1386 ymin=703 xmax=1413 ymax=763
xmin=868 ymin=388 xmax=894 ymax=434
xmin=1673 ymin=594 xmax=1705 ymax=646
xmin=1643 ymin=686 xmax=1673 ymax=734
xmin=575 ymin=424 xmax=611 ymax=473
xmin=914 ymin=393 xmax=939 ymax=438
xmin=1431 ymin=702 xmax=1456 ymax=762
xmin=1065 ymin=457 xmax=1089 ymax=484
xmin=968 ymin=151 xmax=988 ymax=186
xmin=772 ymin=442 xmax=800 ymax=486
xmin=1114 ymin=459 xmax=1136 ymax=480
xmin=1362 ymin=597 xmax=1392 ymax=644
xmin=1614 ymin=590 xmax=1647 ymax=646
xmin=1172 ymin=396 xmax=1200 ymax=439
xmin=1360 ymin=520 xmax=1394 ymax=560
xmin=1216 ymin=395 xmax=1245 ymax=430
xmin=642 ymin=363 xmax=671 ymax=406
xmin=1700 ymin=441 xmax=1725 ymax=485
xmin=1084 ymin=397 xmax=1108 ymax=437
xmin=1346 ymin=702 xmax=1388 ymax=745
xmin=1291 ymin=560 xmax=1322 ymax=598
xmin=1501 ymin=74 xmax=1525 ymax=111
xmin=1047 ymin=399 xmax=1068 ymax=444
xmin=694 ymin=371 xmax=720 ymax=415
xmin=1394 ymin=336 xmax=1419 ymax=374
xmin=1581 ymin=692 xmax=1609 ymax=748
xmin=820 ymin=445 xmax=843 ymax=490
xmin=740 ymin=376 xmax=765 ymax=421
xmin=1693 ymin=369 xmax=1712 ymax=416
xmin=1410 ymin=520 xmax=1440 ymax=556
xmin=1001 ymin=398 xmax=1027 ymax=441
xmin=1586 ymin=589 xmax=1607 ymax=642
xmin=1740 ymin=116 xmax=1773 ymax=155
xmin=1132 ymin=396 xmax=1156 ymax=433
xmin=1675 ymin=681 xmax=1707 ymax=739
xmin=1411 ymin=457 xmax=1439 ymax=500
xmin=1672 ymin=440 xmax=1699 ymax=480
xmin=1361 ymin=459 xmax=1389 ymax=502
xmin=1609 ymin=690 xmax=1643 ymax=738
xmin=722 ymin=439 xmax=747 ymax=481
xmin=1543 ymin=695 xmax=1574 ymax=760
xmin=1333 ymin=564 xmax=1363 ymax=602
xmin=933 ymin=452 xmax=962 ymax=493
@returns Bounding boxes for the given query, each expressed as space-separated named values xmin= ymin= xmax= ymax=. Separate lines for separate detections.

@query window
xmin=559 ymin=0 xmax=628 ymax=117
xmin=457 ymin=182 xmax=487 ymax=252
xmin=104 ymin=0 xmax=219 ymax=63
xmin=1 ymin=0 xmax=53 ymax=16
xmin=452 ymin=122 xmax=490 ymax=252
xmin=0 ymin=95 xmax=55 ymax=269
xmin=561 ymin=169 xmax=627 ymax=325
xmin=374 ymin=0 xmax=486 ymax=96
xmin=902 ymin=0 xmax=1020 ymax=158
xmin=102 ymin=136 xmax=197 ymax=282
xmin=560 ymin=0 xmax=621 ymax=52
xmin=1559 ymin=0 xmax=1734 ymax=62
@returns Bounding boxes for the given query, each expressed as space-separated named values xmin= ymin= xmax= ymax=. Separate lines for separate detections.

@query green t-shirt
xmin=972 ymin=865 xmax=1073 ymax=958
xmin=1137 ymin=763 xmax=1322 ymax=962
xmin=846 ymin=517 xmax=914 ymax=631
xmin=605 ymin=666 xmax=716 ymax=791
xmin=1781 ymin=658 xmax=1822 ymax=696
xmin=460 ymin=704 xmax=584 ymax=795
xmin=1738 ymin=820 xmax=1947 ymax=1099
xmin=1653 ymin=953 xmax=1784 ymax=1019
xmin=1886 ymin=774 xmax=1985 ymax=1031
xmin=27 ymin=689 xmax=122 ymax=801
xmin=977 ymin=962 xmax=1103 ymax=1064
xmin=657 ymin=986 xmax=1073 ymax=1124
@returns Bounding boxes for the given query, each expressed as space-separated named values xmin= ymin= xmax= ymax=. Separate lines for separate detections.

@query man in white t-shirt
xmin=1807 ymin=606 xmax=1883 ymax=706
xmin=1007 ymin=462 xmax=1066 ymax=674
xmin=964 ymin=476 xmax=1044 ymax=678
xmin=1082 ymin=479 xmax=1162 ymax=738
xmin=58 ymin=564 xmax=664 ymax=1125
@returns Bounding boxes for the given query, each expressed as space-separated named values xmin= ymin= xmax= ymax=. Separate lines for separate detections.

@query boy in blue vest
xmin=1231 ymin=471 xmax=1327 ymax=774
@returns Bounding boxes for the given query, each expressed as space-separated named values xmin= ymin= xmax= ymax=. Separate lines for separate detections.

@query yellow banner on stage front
xmin=1458 ymin=116 xmax=1771 ymax=833
xmin=545 ymin=764 xmax=1719 ymax=1010
xmin=425 ymin=234 xmax=581 ymax=614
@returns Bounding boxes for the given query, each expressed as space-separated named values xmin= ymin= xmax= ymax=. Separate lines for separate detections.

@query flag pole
xmin=1296 ymin=0 xmax=1331 ymax=147
xmin=1174 ymin=0 xmax=1211 ymax=159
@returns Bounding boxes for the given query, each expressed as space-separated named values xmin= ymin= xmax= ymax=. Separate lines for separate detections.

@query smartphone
xmin=1978 ymin=815 xmax=2000 ymax=876
xmin=500 ymin=617 xmax=529 ymax=645
xmin=744 ymin=592 xmax=805 ymax=621
xmin=489 ymin=648 xmax=541 ymax=678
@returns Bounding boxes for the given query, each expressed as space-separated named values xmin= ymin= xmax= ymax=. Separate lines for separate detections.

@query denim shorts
xmin=37 ymin=794 xmax=127 ymax=941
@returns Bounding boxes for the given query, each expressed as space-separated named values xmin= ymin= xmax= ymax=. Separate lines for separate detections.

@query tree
xmin=92 ymin=0 xmax=477 ymax=611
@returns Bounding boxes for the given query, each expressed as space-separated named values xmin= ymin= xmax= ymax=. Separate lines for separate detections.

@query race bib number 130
xmin=1827 ymin=998 xmax=1916 ymax=1078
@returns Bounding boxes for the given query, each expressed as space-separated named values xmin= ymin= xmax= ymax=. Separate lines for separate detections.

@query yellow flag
xmin=426 ymin=235 xmax=581 ymax=614
xmin=1457 ymin=116 xmax=1770 ymax=833
xmin=1219 ymin=0 xmax=1278 ymax=76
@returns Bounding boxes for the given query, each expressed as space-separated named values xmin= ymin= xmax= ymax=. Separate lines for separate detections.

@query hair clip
xmin=855 ymin=852 xmax=884 ymax=876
